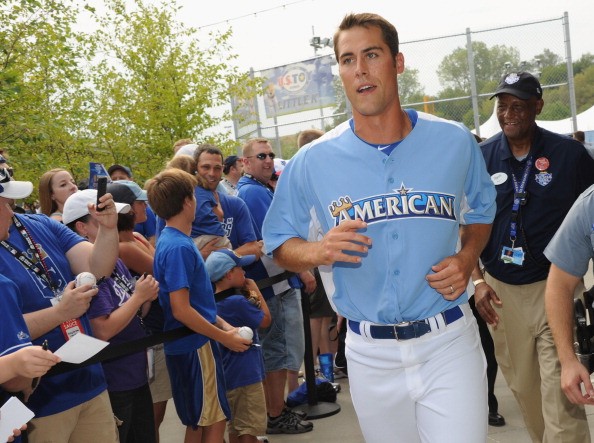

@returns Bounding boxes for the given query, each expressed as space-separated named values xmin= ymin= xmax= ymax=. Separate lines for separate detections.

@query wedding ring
xmin=449 ymin=285 xmax=455 ymax=294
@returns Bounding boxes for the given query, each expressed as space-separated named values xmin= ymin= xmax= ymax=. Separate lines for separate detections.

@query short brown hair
xmin=194 ymin=143 xmax=224 ymax=165
xmin=297 ymin=129 xmax=324 ymax=148
xmin=242 ymin=138 xmax=271 ymax=157
xmin=333 ymin=13 xmax=399 ymax=61
xmin=573 ymin=131 xmax=585 ymax=143
xmin=166 ymin=154 xmax=196 ymax=175
xmin=146 ymin=169 xmax=197 ymax=221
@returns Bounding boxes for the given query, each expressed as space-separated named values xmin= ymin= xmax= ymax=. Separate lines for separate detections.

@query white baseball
xmin=75 ymin=272 xmax=96 ymax=287
xmin=238 ymin=326 xmax=253 ymax=340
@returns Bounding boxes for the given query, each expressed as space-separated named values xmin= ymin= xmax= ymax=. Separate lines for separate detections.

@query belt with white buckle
xmin=348 ymin=305 xmax=463 ymax=340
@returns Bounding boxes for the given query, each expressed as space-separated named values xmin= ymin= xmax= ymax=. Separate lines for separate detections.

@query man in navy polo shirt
xmin=473 ymin=71 xmax=594 ymax=442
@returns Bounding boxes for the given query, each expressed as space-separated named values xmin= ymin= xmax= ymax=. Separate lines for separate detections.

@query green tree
xmin=574 ymin=65 xmax=594 ymax=113
xmin=399 ymin=67 xmax=425 ymax=106
xmin=437 ymin=41 xmax=520 ymax=92
xmin=89 ymin=0 xmax=260 ymax=182
xmin=0 ymin=0 xmax=94 ymax=187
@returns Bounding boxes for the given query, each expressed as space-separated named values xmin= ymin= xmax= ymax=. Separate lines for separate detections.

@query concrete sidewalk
xmin=158 ymin=371 xmax=594 ymax=442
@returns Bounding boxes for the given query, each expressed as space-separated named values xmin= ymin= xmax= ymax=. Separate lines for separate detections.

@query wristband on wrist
xmin=473 ymin=278 xmax=486 ymax=287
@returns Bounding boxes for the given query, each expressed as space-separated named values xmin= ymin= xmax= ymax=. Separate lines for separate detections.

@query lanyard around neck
xmin=1 ymin=216 xmax=59 ymax=292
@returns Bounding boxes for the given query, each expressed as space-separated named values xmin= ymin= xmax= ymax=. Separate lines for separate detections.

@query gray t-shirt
xmin=544 ymin=184 xmax=594 ymax=277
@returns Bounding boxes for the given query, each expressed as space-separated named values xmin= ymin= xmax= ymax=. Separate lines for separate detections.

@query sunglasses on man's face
xmin=247 ymin=153 xmax=275 ymax=161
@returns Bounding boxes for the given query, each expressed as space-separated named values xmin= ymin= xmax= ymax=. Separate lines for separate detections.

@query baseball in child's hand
xmin=75 ymin=272 xmax=96 ymax=287
xmin=237 ymin=326 xmax=253 ymax=340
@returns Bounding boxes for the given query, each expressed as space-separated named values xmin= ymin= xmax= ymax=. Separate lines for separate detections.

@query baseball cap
xmin=107 ymin=180 xmax=147 ymax=205
xmin=107 ymin=164 xmax=132 ymax=178
xmin=0 ymin=168 xmax=32 ymax=200
xmin=490 ymin=72 xmax=543 ymax=100
xmin=174 ymin=143 xmax=198 ymax=157
xmin=205 ymin=249 xmax=257 ymax=282
xmin=62 ymin=189 xmax=131 ymax=225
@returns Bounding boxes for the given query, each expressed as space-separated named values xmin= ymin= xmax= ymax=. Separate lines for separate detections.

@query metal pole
xmin=466 ymin=28 xmax=481 ymax=137
xmin=312 ymin=26 xmax=325 ymax=130
xmin=250 ymin=68 xmax=263 ymax=138
xmin=563 ymin=12 xmax=578 ymax=133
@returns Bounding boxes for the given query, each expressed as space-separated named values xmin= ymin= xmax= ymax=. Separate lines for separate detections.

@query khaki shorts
xmin=149 ymin=344 xmax=172 ymax=403
xmin=28 ymin=390 xmax=119 ymax=443
xmin=192 ymin=234 xmax=231 ymax=251
xmin=226 ymin=382 xmax=267 ymax=437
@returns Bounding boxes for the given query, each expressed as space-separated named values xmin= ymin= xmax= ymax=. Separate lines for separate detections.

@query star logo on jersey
xmin=328 ymin=183 xmax=457 ymax=226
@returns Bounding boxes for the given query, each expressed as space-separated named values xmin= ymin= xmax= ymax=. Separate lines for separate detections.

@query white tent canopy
xmin=476 ymin=104 xmax=594 ymax=139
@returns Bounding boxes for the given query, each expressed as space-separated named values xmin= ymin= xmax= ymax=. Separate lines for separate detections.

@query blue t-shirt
xmin=480 ymin=126 xmax=594 ymax=284
xmin=156 ymin=187 xmax=226 ymax=239
xmin=192 ymin=186 xmax=226 ymax=238
xmin=153 ymin=226 xmax=217 ymax=355
xmin=0 ymin=274 xmax=32 ymax=357
xmin=216 ymin=295 xmax=265 ymax=390
xmin=87 ymin=259 xmax=148 ymax=392
xmin=134 ymin=205 xmax=157 ymax=240
xmin=219 ymin=192 xmax=257 ymax=249
xmin=237 ymin=177 xmax=300 ymax=299
xmin=263 ymin=113 xmax=496 ymax=324
xmin=237 ymin=176 xmax=273 ymax=238
xmin=0 ymin=275 xmax=30 ymax=443
xmin=0 ymin=214 xmax=106 ymax=417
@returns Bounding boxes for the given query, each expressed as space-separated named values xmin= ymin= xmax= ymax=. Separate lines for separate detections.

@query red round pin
xmin=535 ymin=157 xmax=549 ymax=171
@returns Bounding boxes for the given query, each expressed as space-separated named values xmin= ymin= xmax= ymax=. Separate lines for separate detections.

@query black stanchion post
xmin=291 ymin=288 xmax=340 ymax=419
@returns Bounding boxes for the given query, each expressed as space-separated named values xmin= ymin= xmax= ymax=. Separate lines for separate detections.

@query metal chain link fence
xmin=234 ymin=14 xmax=579 ymax=158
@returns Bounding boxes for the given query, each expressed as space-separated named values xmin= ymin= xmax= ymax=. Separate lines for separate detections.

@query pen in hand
xmin=31 ymin=340 xmax=48 ymax=389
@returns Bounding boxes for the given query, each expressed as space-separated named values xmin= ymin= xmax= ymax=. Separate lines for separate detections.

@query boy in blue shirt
xmin=146 ymin=169 xmax=251 ymax=442
xmin=205 ymin=249 xmax=271 ymax=442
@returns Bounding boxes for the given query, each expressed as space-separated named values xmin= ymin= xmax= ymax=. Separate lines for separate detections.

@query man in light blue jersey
xmin=263 ymin=12 xmax=496 ymax=443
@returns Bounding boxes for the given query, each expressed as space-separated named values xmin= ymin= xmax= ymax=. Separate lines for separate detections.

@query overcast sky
xmin=184 ymin=0 xmax=593 ymax=72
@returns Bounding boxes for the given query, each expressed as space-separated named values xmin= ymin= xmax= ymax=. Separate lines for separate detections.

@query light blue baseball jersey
xmin=544 ymin=184 xmax=594 ymax=278
xmin=263 ymin=113 xmax=496 ymax=324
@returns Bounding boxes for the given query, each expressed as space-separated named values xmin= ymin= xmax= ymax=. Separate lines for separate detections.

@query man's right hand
xmin=134 ymin=274 xmax=159 ymax=303
xmin=473 ymin=282 xmax=502 ymax=326
xmin=561 ymin=358 xmax=594 ymax=405
xmin=315 ymin=219 xmax=371 ymax=266
xmin=57 ymin=280 xmax=98 ymax=320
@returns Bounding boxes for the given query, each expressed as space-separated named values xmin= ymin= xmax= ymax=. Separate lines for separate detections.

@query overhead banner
xmin=261 ymin=55 xmax=336 ymax=118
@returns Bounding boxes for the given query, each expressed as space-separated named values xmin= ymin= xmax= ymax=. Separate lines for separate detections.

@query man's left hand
xmin=426 ymin=254 xmax=472 ymax=300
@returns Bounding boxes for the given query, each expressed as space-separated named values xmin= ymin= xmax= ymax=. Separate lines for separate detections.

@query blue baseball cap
xmin=205 ymin=249 xmax=257 ymax=282
xmin=107 ymin=180 xmax=147 ymax=204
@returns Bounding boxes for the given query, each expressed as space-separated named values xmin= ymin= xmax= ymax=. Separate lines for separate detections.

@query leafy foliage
xmin=1 ymin=0 xmax=260 ymax=196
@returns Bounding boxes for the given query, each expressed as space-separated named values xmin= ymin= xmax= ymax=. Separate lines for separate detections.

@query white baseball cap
xmin=174 ymin=143 xmax=198 ymax=157
xmin=62 ymin=189 xmax=131 ymax=225
xmin=0 ymin=168 xmax=33 ymax=200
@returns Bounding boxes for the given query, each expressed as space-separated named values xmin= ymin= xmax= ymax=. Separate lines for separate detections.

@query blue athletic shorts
xmin=165 ymin=340 xmax=230 ymax=428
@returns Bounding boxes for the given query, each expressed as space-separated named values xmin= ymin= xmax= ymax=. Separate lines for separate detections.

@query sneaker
xmin=334 ymin=368 xmax=348 ymax=379
xmin=267 ymin=409 xmax=314 ymax=434
xmin=288 ymin=408 xmax=307 ymax=420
